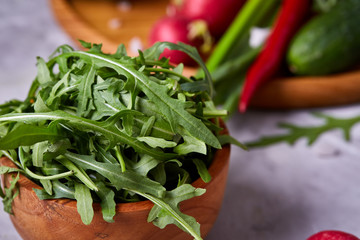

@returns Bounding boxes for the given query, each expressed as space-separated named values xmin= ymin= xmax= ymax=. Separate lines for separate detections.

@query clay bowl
xmin=0 ymin=137 xmax=230 ymax=239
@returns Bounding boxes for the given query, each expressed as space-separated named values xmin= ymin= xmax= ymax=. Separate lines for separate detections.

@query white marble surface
xmin=1 ymin=1 xmax=360 ymax=239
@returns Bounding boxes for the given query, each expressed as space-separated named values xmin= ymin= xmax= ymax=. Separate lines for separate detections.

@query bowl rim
xmin=0 ymin=127 xmax=230 ymax=213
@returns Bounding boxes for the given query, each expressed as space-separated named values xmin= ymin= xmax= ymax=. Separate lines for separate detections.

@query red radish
xmin=168 ymin=0 xmax=245 ymax=38
xmin=149 ymin=16 xmax=212 ymax=65
xmin=307 ymin=230 xmax=359 ymax=240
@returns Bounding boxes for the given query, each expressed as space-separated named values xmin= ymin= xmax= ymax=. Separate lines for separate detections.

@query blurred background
xmin=1 ymin=0 xmax=360 ymax=239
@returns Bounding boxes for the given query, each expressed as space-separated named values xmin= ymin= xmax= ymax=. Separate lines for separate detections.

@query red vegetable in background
xmin=149 ymin=16 xmax=193 ymax=65
xmin=239 ymin=0 xmax=311 ymax=113
xmin=149 ymin=16 xmax=212 ymax=65
xmin=307 ymin=230 xmax=359 ymax=240
xmin=168 ymin=0 xmax=246 ymax=38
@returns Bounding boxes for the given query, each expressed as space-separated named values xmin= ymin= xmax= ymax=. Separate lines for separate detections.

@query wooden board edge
xmin=49 ymin=0 xmax=119 ymax=53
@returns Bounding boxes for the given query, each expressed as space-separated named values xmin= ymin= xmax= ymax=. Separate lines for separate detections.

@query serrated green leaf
xmin=192 ymin=159 xmax=211 ymax=183
xmin=36 ymin=57 xmax=51 ymax=87
xmin=143 ymin=41 xmax=213 ymax=97
xmin=34 ymin=94 xmax=51 ymax=113
xmin=74 ymin=182 xmax=94 ymax=225
xmin=34 ymin=180 xmax=75 ymax=200
xmin=174 ymin=135 xmax=206 ymax=155
xmin=150 ymin=163 xmax=166 ymax=186
xmin=177 ymin=169 xmax=191 ymax=187
xmin=32 ymin=141 xmax=48 ymax=167
xmin=41 ymin=161 xmax=68 ymax=175
xmin=57 ymin=157 xmax=97 ymax=191
xmin=180 ymin=80 xmax=210 ymax=93
xmin=49 ymin=44 xmax=74 ymax=60
xmin=0 ymin=166 xmax=22 ymax=175
xmin=139 ymin=116 xmax=155 ymax=137
xmin=77 ymin=65 xmax=96 ymax=117
xmin=131 ymin=155 xmax=161 ymax=176
xmin=248 ymin=114 xmax=360 ymax=147
xmin=0 ymin=123 xmax=64 ymax=150
xmin=217 ymin=134 xmax=247 ymax=150
xmin=40 ymin=179 xmax=53 ymax=195
xmin=17 ymin=147 xmax=28 ymax=168
xmin=0 ymin=111 xmax=177 ymax=160
xmin=131 ymin=184 xmax=205 ymax=240
xmin=95 ymin=144 xmax=118 ymax=164
xmin=51 ymin=51 xmax=220 ymax=149
xmin=79 ymin=40 xmax=92 ymax=49
xmin=137 ymin=136 xmax=177 ymax=149
xmin=43 ymin=139 xmax=71 ymax=161
xmin=46 ymin=71 xmax=71 ymax=107
xmin=95 ymin=182 xmax=116 ymax=223
xmin=123 ymin=114 xmax=134 ymax=136
xmin=2 ymin=173 xmax=20 ymax=214
xmin=112 ymin=44 xmax=127 ymax=58
xmin=64 ymin=152 xmax=166 ymax=198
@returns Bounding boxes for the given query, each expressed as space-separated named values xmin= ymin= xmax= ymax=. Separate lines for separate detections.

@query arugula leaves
xmin=247 ymin=113 xmax=360 ymax=147
xmin=0 ymin=111 xmax=176 ymax=160
xmin=0 ymin=172 xmax=20 ymax=214
xmin=0 ymin=41 xmax=234 ymax=239
xmin=0 ymin=123 xmax=64 ymax=150
xmin=50 ymin=50 xmax=221 ymax=149
xmin=75 ymin=182 xmax=94 ymax=225
xmin=133 ymin=184 xmax=206 ymax=240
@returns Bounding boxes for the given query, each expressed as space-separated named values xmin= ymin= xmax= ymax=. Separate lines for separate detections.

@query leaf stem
xmin=144 ymin=60 xmax=175 ymax=69
xmin=58 ymin=155 xmax=99 ymax=191
xmin=144 ymin=68 xmax=193 ymax=83
xmin=24 ymin=168 xmax=73 ymax=180
xmin=115 ymin=146 xmax=126 ymax=172
xmin=0 ymin=150 xmax=22 ymax=169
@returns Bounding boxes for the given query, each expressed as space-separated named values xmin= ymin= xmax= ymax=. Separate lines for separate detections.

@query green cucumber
xmin=287 ymin=0 xmax=360 ymax=75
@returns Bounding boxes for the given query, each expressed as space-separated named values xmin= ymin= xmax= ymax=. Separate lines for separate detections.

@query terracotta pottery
xmin=0 ymin=140 xmax=230 ymax=240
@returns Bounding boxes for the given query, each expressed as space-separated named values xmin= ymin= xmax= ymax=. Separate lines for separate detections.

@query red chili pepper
xmin=239 ymin=0 xmax=311 ymax=113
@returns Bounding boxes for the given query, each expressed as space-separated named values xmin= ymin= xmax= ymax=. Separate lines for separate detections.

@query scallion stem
xmin=206 ymin=0 xmax=280 ymax=73
xmin=186 ymin=109 xmax=228 ymax=118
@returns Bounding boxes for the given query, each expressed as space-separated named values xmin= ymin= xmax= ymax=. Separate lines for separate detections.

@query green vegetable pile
xmin=0 ymin=41 xmax=241 ymax=239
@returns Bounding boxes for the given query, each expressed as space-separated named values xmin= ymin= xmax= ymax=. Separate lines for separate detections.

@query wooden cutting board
xmin=50 ymin=0 xmax=360 ymax=110
xmin=50 ymin=0 xmax=168 ymax=54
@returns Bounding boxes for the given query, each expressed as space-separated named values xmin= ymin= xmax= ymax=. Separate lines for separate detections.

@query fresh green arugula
xmin=247 ymin=113 xmax=360 ymax=147
xmin=0 ymin=169 xmax=20 ymax=214
xmin=0 ymin=41 xmax=240 ymax=239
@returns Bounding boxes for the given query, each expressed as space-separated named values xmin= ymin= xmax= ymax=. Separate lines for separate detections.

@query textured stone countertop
xmin=1 ymin=1 xmax=360 ymax=239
